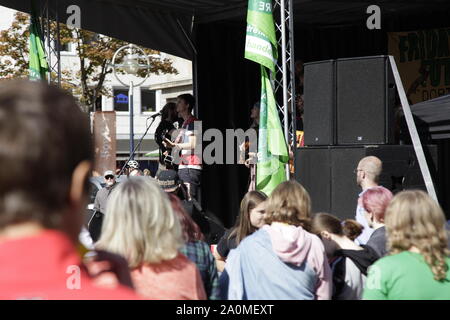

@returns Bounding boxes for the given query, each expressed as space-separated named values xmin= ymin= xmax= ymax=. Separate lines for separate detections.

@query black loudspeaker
xmin=295 ymin=145 xmax=438 ymax=220
xmin=304 ymin=60 xmax=336 ymax=145
xmin=336 ymin=56 xmax=396 ymax=145
xmin=296 ymin=147 xmax=331 ymax=213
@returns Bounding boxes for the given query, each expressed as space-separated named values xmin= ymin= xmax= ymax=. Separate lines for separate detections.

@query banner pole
xmin=388 ymin=55 xmax=437 ymax=201
xmin=280 ymin=0 xmax=290 ymax=180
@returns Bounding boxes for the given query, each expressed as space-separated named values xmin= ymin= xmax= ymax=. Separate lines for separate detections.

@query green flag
xmin=256 ymin=67 xmax=289 ymax=195
xmin=29 ymin=8 xmax=48 ymax=80
xmin=245 ymin=0 xmax=277 ymax=72
xmin=245 ymin=0 xmax=288 ymax=195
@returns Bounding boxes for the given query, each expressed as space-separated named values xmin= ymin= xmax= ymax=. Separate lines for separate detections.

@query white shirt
xmin=355 ymin=188 xmax=375 ymax=245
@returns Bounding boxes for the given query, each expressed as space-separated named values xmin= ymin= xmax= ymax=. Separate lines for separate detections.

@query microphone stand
xmin=117 ymin=115 xmax=159 ymax=178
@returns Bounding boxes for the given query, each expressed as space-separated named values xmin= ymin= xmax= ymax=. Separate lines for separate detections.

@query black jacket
xmin=336 ymin=245 xmax=380 ymax=276
xmin=155 ymin=120 xmax=175 ymax=165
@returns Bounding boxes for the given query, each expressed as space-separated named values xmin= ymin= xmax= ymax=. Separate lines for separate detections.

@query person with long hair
xmin=213 ymin=191 xmax=267 ymax=272
xmin=221 ymin=181 xmax=332 ymax=300
xmin=169 ymin=194 xmax=220 ymax=300
xmin=312 ymin=213 xmax=366 ymax=300
xmin=96 ymin=178 xmax=206 ymax=300
xmin=363 ymin=190 xmax=450 ymax=300
xmin=155 ymin=102 xmax=178 ymax=171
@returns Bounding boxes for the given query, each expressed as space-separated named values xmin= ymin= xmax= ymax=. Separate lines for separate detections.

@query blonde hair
xmin=385 ymin=190 xmax=449 ymax=281
xmin=96 ymin=177 xmax=183 ymax=268
xmin=265 ymin=180 xmax=311 ymax=229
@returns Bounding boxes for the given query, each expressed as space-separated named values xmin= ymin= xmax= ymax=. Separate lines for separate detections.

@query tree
xmin=0 ymin=11 xmax=178 ymax=112
xmin=0 ymin=12 xmax=29 ymax=79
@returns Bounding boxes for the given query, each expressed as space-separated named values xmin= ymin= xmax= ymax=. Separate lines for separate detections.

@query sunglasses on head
xmin=105 ymin=175 xmax=115 ymax=180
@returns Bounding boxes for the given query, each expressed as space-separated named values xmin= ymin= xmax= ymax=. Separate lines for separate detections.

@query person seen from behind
xmin=363 ymin=190 xmax=450 ymax=300
xmin=312 ymin=213 xmax=366 ymax=300
xmin=342 ymin=219 xmax=364 ymax=241
xmin=221 ymin=181 xmax=332 ymax=300
xmin=361 ymin=186 xmax=393 ymax=258
xmin=96 ymin=177 xmax=206 ymax=300
xmin=0 ymin=79 xmax=136 ymax=299
xmin=169 ymin=194 xmax=220 ymax=300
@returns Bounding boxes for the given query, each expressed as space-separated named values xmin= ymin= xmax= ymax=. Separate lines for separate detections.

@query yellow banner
xmin=388 ymin=28 xmax=450 ymax=104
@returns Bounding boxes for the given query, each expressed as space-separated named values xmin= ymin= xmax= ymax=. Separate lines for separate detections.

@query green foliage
xmin=0 ymin=12 xmax=29 ymax=79
xmin=0 ymin=11 xmax=178 ymax=111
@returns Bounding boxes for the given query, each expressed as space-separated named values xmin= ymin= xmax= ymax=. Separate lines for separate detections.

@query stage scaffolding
xmin=39 ymin=0 xmax=61 ymax=86
xmin=273 ymin=0 xmax=296 ymax=178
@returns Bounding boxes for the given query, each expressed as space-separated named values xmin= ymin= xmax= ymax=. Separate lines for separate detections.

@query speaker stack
xmin=297 ymin=55 xmax=437 ymax=220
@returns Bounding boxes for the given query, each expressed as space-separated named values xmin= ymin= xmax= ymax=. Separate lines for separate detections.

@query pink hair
xmin=362 ymin=186 xmax=393 ymax=222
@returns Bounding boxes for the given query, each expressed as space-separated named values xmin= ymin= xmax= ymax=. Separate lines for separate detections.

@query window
xmin=54 ymin=40 xmax=73 ymax=53
xmin=141 ymin=89 xmax=156 ymax=112
xmin=113 ymin=88 xmax=129 ymax=112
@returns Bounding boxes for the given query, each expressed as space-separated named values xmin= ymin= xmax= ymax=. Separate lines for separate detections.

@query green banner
xmin=256 ymin=66 xmax=289 ymax=195
xmin=245 ymin=0 xmax=287 ymax=195
xmin=245 ymin=0 xmax=278 ymax=72
xmin=29 ymin=7 xmax=48 ymax=80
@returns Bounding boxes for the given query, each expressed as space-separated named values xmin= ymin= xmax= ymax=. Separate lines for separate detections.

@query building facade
xmin=0 ymin=6 xmax=193 ymax=173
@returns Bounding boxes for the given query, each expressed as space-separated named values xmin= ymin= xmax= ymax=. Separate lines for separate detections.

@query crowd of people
xmin=0 ymin=79 xmax=449 ymax=300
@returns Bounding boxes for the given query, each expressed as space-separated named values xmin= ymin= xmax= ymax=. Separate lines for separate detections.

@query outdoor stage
xmin=1 ymin=0 xmax=450 ymax=228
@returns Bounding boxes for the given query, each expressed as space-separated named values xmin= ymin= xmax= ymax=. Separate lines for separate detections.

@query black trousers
xmin=178 ymin=168 xmax=201 ymax=201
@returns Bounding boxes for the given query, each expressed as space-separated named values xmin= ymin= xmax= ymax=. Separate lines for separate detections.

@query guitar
xmin=161 ymin=128 xmax=177 ymax=166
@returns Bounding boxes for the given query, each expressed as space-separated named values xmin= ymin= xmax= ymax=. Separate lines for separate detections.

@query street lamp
xmin=111 ymin=44 xmax=150 ymax=160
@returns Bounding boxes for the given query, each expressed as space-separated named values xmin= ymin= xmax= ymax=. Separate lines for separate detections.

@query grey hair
xmin=96 ymin=177 xmax=183 ymax=268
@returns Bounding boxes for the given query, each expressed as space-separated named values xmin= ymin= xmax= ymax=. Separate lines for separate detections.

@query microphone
xmin=148 ymin=112 xmax=161 ymax=119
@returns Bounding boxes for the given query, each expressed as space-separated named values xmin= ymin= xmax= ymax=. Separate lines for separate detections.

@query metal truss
xmin=39 ymin=0 xmax=61 ymax=86
xmin=273 ymin=0 xmax=296 ymax=177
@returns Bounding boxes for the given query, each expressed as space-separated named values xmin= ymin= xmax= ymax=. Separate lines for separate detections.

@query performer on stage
xmin=164 ymin=94 xmax=202 ymax=202
xmin=154 ymin=102 xmax=179 ymax=172
xmin=239 ymin=102 xmax=260 ymax=191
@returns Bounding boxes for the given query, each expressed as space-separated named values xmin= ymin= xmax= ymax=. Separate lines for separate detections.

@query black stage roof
xmin=2 ymin=1 xmax=450 ymax=59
